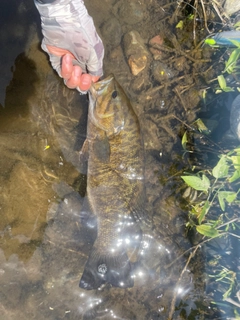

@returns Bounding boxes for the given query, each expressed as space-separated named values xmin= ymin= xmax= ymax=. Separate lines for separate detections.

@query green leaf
xmin=182 ymin=131 xmax=188 ymax=150
xmin=187 ymin=14 xmax=194 ymax=20
xmin=218 ymin=192 xmax=225 ymax=211
xmin=181 ymin=174 xmax=210 ymax=191
xmin=234 ymin=21 xmax=240 ymax=30
xmin=176 ymin=20 xmax=184 ymax=29
xmin=224 ymin=48 xmax=240 ymax=74
xmin=212 ymin=156 xmax=229 ymax=178
xmin=229 ymin=39 xmax=240 ymax=48
xmin=229 ymin=169 xmax=240 ymax=183
xmin=217 ymin=75 xmax=234 ymax=92
xmin=218 ymin=74 xmax=227 ymax=89
xmin=230 ymin=155 xmax=240 ymax=170
xmin=194 ymin=118 xmax=210 ymax=134
xmin=198 ymin=200 xmax=210 ymax=224
xmin=196 ymin=224 xmax=219 ymax=238
xmin=204 ymin=38 xmax=217 ymax=46
xmin=218 ymin=191 xmax=237 ymax=211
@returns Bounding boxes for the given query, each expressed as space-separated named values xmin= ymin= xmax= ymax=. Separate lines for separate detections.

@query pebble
xmin=149 ymin=34 xmax=164 ymax=60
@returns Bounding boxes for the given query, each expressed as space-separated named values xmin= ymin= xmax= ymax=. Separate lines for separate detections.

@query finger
xmin=78 ymin=73 xmax=92 ymax=91
xmin=91 ymin=75 xmax=100 ymax=83
xmin=65 ymin=65 xmax=83 ymax=89
xmin=62 ymin=54 xmax=74 ymax=79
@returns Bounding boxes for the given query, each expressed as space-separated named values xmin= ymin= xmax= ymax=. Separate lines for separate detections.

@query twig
xmin=193 ymin=0 xmax=198 ymax=47
xmin=152 ymin=43 xmax=211 ymax=63
xmin=168 ymin=245 xmax=199 ymax=320
xmin=173 ymin=87 xmax=188 ymax=112
xmin=224 ymin=297 xmax=240 ymax=308
xmin=200 ymin=0 xmax=211 ymax=33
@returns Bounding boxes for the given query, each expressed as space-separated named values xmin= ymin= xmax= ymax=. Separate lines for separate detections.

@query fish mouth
xmin=89 ymin=74 xmax=115 ymax=98
xmin=88 ymin=74 xmax=124 ymax=135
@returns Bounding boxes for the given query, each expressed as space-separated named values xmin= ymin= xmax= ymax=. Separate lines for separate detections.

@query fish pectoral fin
xmin=79 ymin=248 xmax=133 ymax=290
xmin=79 ymin=139 xmax=89 ymax=162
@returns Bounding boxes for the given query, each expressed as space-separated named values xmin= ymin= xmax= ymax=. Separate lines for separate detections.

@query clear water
xmin=0 ymin=0 xmax=238 ymax=319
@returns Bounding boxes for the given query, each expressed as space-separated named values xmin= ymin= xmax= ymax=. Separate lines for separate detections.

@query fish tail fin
xmin=79 ymin=248 xmax=133 ymax=290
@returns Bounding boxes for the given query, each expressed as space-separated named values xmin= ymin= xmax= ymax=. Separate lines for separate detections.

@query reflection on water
xmin=0 ymin=0 xmax=233 ymax=319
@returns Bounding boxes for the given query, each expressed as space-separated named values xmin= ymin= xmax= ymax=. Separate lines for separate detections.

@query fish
xmin=79 ymin=74 xmax=145 ymax=290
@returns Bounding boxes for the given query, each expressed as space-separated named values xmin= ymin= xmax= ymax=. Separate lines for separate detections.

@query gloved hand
xmin=34 ymin=0 xmax=104 ymax=93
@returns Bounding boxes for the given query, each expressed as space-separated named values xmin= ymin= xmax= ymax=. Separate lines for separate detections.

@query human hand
xmin=47 ymin=45 xmax=100 ymax=92
xmin=34 ymin=0 xmax=104 ymax=93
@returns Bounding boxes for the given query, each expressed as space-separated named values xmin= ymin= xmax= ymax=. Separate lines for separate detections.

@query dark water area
xmin=0 ymin=0 xmax=240 ymax=319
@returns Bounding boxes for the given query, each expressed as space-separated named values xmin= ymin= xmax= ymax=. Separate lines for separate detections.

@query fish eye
xmin=111 ymin=90 xmax=118 ymax=99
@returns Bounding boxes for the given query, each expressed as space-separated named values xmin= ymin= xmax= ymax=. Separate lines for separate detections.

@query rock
xmin=113 ymin=0 xmax=146 ymax=25
xmin=123 ymin=31 xmax=150 ymax=76
xmin=148 ymin=35 xmax=164 ymax=60
xmin=100 ymin=17 xmax=122 ymax=48
xmin=224 ymin=0 xmax=240 ymax=16
xmin=151 ymin=60 xmax=175 ymax=83
xmin=128 ymin=54 xmax=148 ymax=76
xmin=149 ymin=34 xmax=163 ymax=47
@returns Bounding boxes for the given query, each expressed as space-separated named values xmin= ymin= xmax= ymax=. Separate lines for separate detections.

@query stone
xmin=151 ymin=60 xmax=175 ymax=83
xmin=123 ymin=30 xmax=150 ymax=76
xmin=113 ymin=0 xmax=146 ymax=25
xmin=224 ymin=0 xmax=240 ymax=16
xmin=149 ymin=35 xmax=164 ymax=46
xmin=100 ymin=17 xmax=122 ymax=48
xmin=128 ymin=54 xmax=148 ymax=76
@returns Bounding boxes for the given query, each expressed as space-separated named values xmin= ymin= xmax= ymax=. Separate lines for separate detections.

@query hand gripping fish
xmin=79 ymin=75 xmax=145 ymax=290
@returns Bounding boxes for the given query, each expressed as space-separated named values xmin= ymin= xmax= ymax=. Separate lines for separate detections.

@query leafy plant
xmin=181 ymin=134 xmax=240 ymax=303
xmin=181 ymin=144 xmax=240 ymax=237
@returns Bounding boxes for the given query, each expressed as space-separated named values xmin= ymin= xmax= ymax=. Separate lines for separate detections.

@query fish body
xmin=79 ymin=75 xmax=145 ymax=290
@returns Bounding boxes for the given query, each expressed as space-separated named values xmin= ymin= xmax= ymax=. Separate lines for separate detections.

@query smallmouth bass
xmin=79 ymin=75 xmax=145 ymax=290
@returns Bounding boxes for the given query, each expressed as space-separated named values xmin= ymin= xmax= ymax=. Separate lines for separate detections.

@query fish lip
xmin=89 ymin=74 xmax=115 ymax=96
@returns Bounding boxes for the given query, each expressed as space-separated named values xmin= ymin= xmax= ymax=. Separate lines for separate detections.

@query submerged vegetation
xmin=181 ymin=137 xmax=240 ymax=314
xmin=169 ymin=0 xmax=240 ymax=317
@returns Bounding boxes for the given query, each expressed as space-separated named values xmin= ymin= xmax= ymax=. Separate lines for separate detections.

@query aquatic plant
xmin=181 ymin=132 xmax=240 ymax=308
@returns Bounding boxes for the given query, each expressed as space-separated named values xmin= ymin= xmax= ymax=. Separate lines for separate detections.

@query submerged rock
xmin=151 ymin=60 xmax=175 ymax=83
xmin=100 ymin=17 xmax=122 ymax=48
xmin=112 ymin=0 xmax=146 ymax=25
xmin=224 ymin=0 xmax=240 ymax=16
xmin=123 ymin=30 xmax=150 ymax=76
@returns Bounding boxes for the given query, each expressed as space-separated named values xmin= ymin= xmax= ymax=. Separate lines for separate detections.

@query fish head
xmin=89 ymin=75 xmax=127 ymax=136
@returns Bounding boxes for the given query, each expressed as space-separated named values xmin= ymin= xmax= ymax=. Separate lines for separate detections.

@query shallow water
xmin=0 ymin=0 xmax=238 ymax=319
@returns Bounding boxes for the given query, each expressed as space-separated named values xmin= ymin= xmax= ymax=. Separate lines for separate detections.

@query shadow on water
xmin=0 ymin=53 xmax=39 ymax=126
xmin=0 ymin=0 xmax=40 ymax=106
